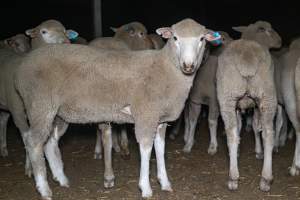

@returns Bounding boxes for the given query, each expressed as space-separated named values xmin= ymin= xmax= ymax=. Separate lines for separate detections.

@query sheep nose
xmin=182 ymin=62 xmax=195 ymax=74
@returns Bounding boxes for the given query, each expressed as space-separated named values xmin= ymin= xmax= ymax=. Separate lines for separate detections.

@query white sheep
xmin=13 ymin=18 xmax=214 ymax=199
xmin=181 ymin=31 xmax=233 ymax=154
xmin=0 ymin=34 xmax=31 ymax=54
xmin=0 ymin=19 xmax=71 ymax=177
xmin=281 ymin=37 xmax=300 ymax=176
xmin=217 ymin=21 xmax=281 ymax=192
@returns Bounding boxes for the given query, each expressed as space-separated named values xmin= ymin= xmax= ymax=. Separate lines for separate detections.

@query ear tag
xmin=67 ymin=30 xmax=79 ymax=41
xmin=209 ymin=32 xmax=222 ymax=46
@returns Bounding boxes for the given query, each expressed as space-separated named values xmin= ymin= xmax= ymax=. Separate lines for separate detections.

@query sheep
xmin=13 ymin=18 xmax=213 ymax=199
xmin=217 ymin=21 xmax=281 ymax=192
xmin=0 ymin=34 xmax=31 ymax=54
xmin=281 ymin=37 xmax=300 ymax=176
xmin=149 ymin=33 xmax=165 ymax=49
xmin=181 ymin=31 xmax=233 ymax=154
xmin=90 ymin=22 xmax=157 ymax=159
xmin=0 ymin=19 xmax=70 ymax=175
xmin=89 ymin=21 xmax=154 ymax=50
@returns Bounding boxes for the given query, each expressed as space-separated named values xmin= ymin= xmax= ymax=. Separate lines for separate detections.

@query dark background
xmin=0 ymin=0 xmax=299 ymax=46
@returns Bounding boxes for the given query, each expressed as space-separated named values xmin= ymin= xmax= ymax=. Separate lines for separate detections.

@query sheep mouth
xmin=181 ymin=67 xmax=195 ymax=75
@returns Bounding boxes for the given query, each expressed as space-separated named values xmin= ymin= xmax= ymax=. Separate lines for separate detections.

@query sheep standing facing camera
xmin=13 ymin=18 xmax=215 ymax=199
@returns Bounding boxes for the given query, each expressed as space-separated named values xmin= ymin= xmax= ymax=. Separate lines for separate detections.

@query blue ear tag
xmin=210 ymin=32 xmax=222 ymax=46
xmin=67 ymin=30 xmax=79 ymax=41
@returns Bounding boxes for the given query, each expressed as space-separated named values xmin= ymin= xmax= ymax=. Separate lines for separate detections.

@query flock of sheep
xmin=0 ymin=17 xmax=300 ymax=200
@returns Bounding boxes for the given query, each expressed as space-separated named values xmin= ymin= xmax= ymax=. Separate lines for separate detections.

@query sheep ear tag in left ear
xmin=66 ymin=30 xmax=79 ymax=41
xmin=206 ymin=32 xmax=222 ymax=46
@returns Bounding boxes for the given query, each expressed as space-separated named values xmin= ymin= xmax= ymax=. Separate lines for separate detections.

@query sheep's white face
xmin=156 ymin=26 xmax=209 ymax=75
xmin=26 ymin=24 xmax=70 ymax=45
xmin=171 ymin=34 xmax=206 ymax=74
xmin=39 ymin=28 xmax=70 ymax=44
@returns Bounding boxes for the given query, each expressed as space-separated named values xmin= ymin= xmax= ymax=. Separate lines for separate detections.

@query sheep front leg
xmin=155 ymin=123 xmax=172 ymax=192
xmin=0 ymin=112 xmax=10 ymax=157
xmin=183 ymin=101 xmax=202 ymax=153
xmin=94 ymin=128 xmax=102 ymax=159
xmin=99 ymin=123 xmax=115 ymax=188
xmin=259 ymin=106 xmax=276 ymax=192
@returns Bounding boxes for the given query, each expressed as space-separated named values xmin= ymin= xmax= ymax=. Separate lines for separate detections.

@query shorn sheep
xmin=13 ymin=18 xmax=216 ymax=199
xmin=217 ymin=21 xmax=281 ymax=191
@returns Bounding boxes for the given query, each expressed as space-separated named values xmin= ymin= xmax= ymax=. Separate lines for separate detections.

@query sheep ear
xmin=4 ymin=38 xmax=15 ymax=47
xmin=110 ymin=27 xmax=118 ymax=33
xmin=25 ymin=28 xmax=38 ymax=38
xmin=66 ymin=29 xmax=79 ymax=40
xmin=156 ymin=27 xmax=173 ymax=39
xmin=232 ymin=26 xmax=247 ymax=33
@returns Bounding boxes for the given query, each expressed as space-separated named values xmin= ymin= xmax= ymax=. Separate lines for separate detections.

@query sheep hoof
xmin=183 ymin=145 xmax=192 ymax=153
xmin=289 ymin=166 xmax=300 ymax=176
xmin=207 ymin=145 xmax=217 ymax=155
xmin=1 ymin=148 xmax=8 ymax=157
xmin=104 ymin=177 xmax=115 ymax=188
xmin=94 ymin=153 xmax=102 ymax=160
xmin=141 ymin=188 xmax=153 ymax=199
xmin=42 ymin=196 xmax=52 ymax=200
xmin=56 ymin=176 xmax=70 ymax=188
xmin=259 ymin=178 xmax=272 ymax=192
xmin=256 ymin=153 xmax=264 ymax=160
xmin=228 ymin=179 xmax=238 ymax=191
xmin=161 ymin=184 xmax=173 ymax=192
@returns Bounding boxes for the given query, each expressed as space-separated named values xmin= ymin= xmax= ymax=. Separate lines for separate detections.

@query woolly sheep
xmin=281 ymin=37 xmax=300 ymax=176
xmin=13 ymin=18 xmax=214 ymax=199
xmin=89 ymin=21 xmax=154 ymax=50
xmin=217 ymin=21 xmax=281 ymax=192
xmin=0 ymin=19 xmax=71 ymax=177
xmin=0 ymin=34 xmax=31 ymax=54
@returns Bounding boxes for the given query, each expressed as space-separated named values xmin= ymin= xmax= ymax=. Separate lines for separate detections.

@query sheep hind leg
xmin=259 ymin=104 xmax=276 ymax=192
xmin=155 ymin=123 xmax=172 ymax=192
xmin=169 ymin=114 xmax=183 ymax=140
xmin=183 ymin=101 xmax=201 ymax=153
xmin=274 ymin=105 xmax=283 ymax=153
xmin=112 ymin=127 xmax=121 ymax=153
xmin=0 ymin=112 xmax=10 ymax=157
xmin=99 ymin=123 xmax=115 ymax=188
xmin=44 ymin=118 xmax=69 ymax=187
xmin=289 ymin=129 xmax=300 ymax=176
xmin=279 ymin=110 xmax=288 ymax=147
xmin=221 ymin=105 xmax=240 ymax=191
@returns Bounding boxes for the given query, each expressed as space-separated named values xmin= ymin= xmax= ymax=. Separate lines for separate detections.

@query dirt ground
xmin=1 ymin=118 xmax=300 ymax=200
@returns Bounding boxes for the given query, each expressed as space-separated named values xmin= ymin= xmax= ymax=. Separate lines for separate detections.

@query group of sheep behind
xmin=0 ymin=17 xmax=300 ymax=200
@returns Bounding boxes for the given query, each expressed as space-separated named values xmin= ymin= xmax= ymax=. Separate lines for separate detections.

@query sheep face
xmin=233 ymin=21 xmax=282 ymax=49
xmin=26 ymin=19 xmax=70 ymax=44
xmin=157 ymin=19 xmax=209 ymax=75
xmin=4 ymin=34 xmax=31 ymax=53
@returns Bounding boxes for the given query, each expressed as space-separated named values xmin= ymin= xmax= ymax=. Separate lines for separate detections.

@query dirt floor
xmin=1 ymin=118 xmax=300 ymax=200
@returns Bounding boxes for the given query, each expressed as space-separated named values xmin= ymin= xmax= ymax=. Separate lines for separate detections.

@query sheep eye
xmin=173 ymin=36 xmax=178 ymax=41
xmin=41 ymin=30 xmax=47 ymax=34
xmin=200 ymin=37 xmax=204 ymax=41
